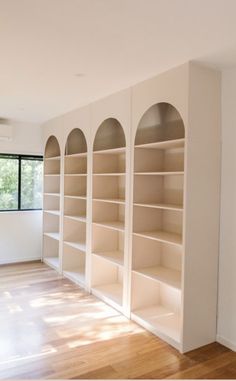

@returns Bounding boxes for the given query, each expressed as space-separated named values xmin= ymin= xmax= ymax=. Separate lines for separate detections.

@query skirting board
xmin=0 ymin=257 xmax=41 ymax=265
xmin=217 ymin=334 xmax=236 ymax=352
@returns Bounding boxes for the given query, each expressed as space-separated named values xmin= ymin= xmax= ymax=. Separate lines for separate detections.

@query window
xmin=0 ymin=154 xmax=43 ymax=211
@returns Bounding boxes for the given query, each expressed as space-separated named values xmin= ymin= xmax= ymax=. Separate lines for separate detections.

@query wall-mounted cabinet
xmin=43 ymin=136 xmax=61 ymax=270
xmin=41 ymin=63 xmax=221 ymax=353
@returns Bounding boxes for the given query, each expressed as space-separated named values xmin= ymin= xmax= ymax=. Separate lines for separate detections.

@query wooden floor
xmin=0 ymin=262 xmax=235 ymax=380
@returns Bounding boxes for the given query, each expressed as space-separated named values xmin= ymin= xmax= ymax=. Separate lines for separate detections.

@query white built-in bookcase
xmin=43 ymin=135 xmax=61 ymax=271
xmin=63 ymin=128 xmax=88 ymax=286
xmin=91 ymin=118 xmax=127 ymax=312
xmin=42 ymin=63 xmax=221 ymax=353
xmin=131 ymin=103 xmax=185 ymax=349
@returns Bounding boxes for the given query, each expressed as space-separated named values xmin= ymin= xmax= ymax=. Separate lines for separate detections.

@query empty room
xmin=1 ymin=0 xmax=236 ymax=379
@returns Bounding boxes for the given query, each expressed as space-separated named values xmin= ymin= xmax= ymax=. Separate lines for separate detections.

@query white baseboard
xmin=217 ymin=334 xmax=236 ymax=351
xmin=0 ymin=257 xmax=41 ymax=265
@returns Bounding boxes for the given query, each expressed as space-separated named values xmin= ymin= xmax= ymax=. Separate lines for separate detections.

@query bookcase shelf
xmin=43 ymin=136 xmax=61 ymax=271
xmin=131 ymin=102 xmax=184 ymax=345
xmin=133 ymin=202 xmax=183 ymax=212
xmin=44 ymin=232 xmax=60 ymax=241
xmin=44 ymin=210 xmax=60 ymax=216
xmin=91 ymin=254 xmax=123 ymax=311
xmin=63 ymin=128 xmax=88 ymax=287
xmin=91 ymin=118 xmax=126 ymax=311
xmin=63 ymin=242 xmax=86 ymax=286
xmin=92 ymin=197 xmax=125 ymax=204
xmin=131 ymin=271 xmax=181 ymax=347
xmin=132 ymin=267 xmax=181 ymax=290
xmin=92 ymin=251 xmax=124 ymax=267
xmin=44 ymin=257 xmax=60 ymax=270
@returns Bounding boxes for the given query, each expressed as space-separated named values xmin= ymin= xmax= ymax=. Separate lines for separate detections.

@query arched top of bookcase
xmin=93 ymin=118 xmax=126 ymax=151
xmin=44 ymin=135 xmax=61 ymax=158
xmin=135 ymin=102 xmax=185 ymax=146
xmin=65 ymin=128 xmax=87 ymax=155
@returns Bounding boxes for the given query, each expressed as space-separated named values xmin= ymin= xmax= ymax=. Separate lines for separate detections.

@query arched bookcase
xmin=91 ymin=118 xmax=127 ymax=312
xmin=43 ymin=135 xmax=61 ymax=270
xmin=63 ymin=128 xmax=88 ymax=286
xmin=131 ymin=103 xmax=185 ymax=348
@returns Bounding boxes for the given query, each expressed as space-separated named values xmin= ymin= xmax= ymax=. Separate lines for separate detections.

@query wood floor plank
xmin=0 ymin=261 xmax=235 ymax=379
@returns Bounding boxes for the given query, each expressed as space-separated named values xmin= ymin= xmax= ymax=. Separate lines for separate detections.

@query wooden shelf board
xmin=44 ymin=256 xmax=59 ymax=270
xmin=44 ymin=193 xmax=60 ymax=197
xmin=44 ymin=210 xmax=60 ymax=216
xmin=93 ymin=251 xmax=124 ymax=267
xmin=133 ymin=231 xmax=182 ymax=246
xmin=93 ymin=197 xmax=125 ymax=205
xmin=135 ymin=138 xmax=185 ymax=150
xmin=65 ymin=152 xmax=87 ymax=158
xmin=131 ymin=305 xmax=181 ymax=346
xmin=63 ymin=269 xmax=85 ymax=285
xmin=93 ymin=147 xmax=125 ymax=155
xmin=44 ymin=232 xmax=60 ymax=241
xmin=93 ymin=173 xmax=125 ymax=176
xmin=64 ymin=173 xmax=87 ymax=177
xmin=93 ymin=221 xmax=124 ymax=232
xmin=133 ymin=202 xmax=183 ymax=211
xmin=44 ymin=174 xmax=60 ymax=177
xmin=133 ymin=266 xmax=181 ymax=290
xmin=64 ymin=215 xmax=86 ymax=223
xmin=134 ymin=171 xmax=184 ymax=176
xmin=64 ymin=195 xmax=86 ymax=200
xmin=44 ymin=156 xmax=61 ymax=161
xmin=64 ymin=241 xmax=86 ymax=253
xmin=92 ymin=283 xmax=123 ymax=308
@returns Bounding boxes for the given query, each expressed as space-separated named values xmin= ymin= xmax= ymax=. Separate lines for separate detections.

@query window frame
xmin=0 ymin=153 xmax=43 ymax=212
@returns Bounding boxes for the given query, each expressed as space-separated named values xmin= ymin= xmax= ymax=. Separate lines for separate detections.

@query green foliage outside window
xmin=0 ymin=155 xmax=43 ymax=211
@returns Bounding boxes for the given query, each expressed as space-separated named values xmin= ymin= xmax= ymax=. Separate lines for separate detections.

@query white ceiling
xmin=1 ymin=0 xmax=236 ymax=124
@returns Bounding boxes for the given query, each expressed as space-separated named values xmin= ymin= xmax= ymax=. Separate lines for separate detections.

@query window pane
xmin=21 ymin=159 xmax=43 ymax=209
xmin=0 ymin=157 xmax=19 ymax=210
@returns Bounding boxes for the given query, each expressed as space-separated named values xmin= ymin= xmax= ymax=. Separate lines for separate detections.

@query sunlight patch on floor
xmin=0 ymin=346 xmax=57 ymax=367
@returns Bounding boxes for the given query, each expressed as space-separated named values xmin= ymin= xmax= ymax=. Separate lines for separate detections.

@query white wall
xmin=0 ymin=121 xmax=43 ymax=264
xmin=217 ymin=68 xmax=236 ymax=351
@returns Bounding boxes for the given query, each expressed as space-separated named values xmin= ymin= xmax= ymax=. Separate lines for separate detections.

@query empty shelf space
xmin=63 ymin=269 xmax=85 ymax=285
xmin=93 ymin=251 xmax=124 ymax=266
xmin=93 ymin=147 xmax=125 ymax=155
xmin=92 ymin=283 xmax=123 ymax=307
xmin=93 ymin=197 xmax=125 ymax=204
xmin=64 ymin=241 xmax=86 ymax=252
xmin=93 ymin=221 xmax=124 ymax=232
xmin=133 ymin=231 xmax=182 ymax=246
xmin=134 ymin=171 xmax=184 ymax=176
xmin=44 ymin=257 xmax=59 ymax=270
xmin=132 ymin=305 xmax=181 ymax=345
xmin=135 ymin=138 xmax=185 ymax=150
xmin=64 ymin=215 xmax=86 ymax=223
xmin=133 ymin=266 xmax=181 ymax=290
xmin=44 ymin=232 xmax=60 ymax=241
xmin=133 ymin=202 xmax=183 ymax=211
xmin=44 ymin=210 xmax=60 ymax=216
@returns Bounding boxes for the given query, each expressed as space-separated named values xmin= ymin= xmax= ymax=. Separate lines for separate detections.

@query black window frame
xmin=0 ymin=153 xmax=43 ymax=212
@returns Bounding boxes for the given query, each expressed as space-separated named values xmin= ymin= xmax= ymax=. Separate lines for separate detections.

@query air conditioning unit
xmin=0 ymin=123 xmax=13 ymax=141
